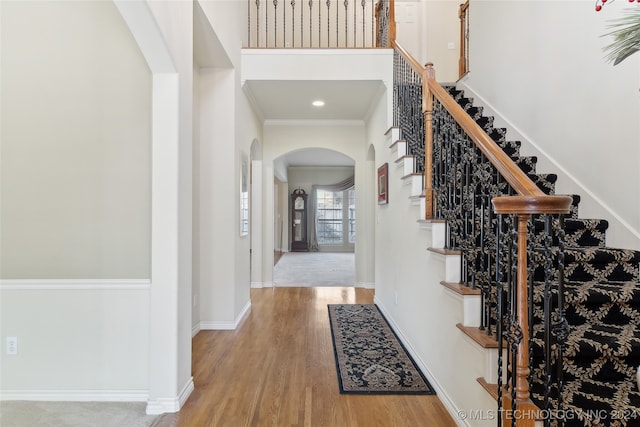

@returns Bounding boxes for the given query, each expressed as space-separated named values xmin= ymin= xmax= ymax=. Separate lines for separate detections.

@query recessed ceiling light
xmin=312 ymin=100 xmax=325 ymax=107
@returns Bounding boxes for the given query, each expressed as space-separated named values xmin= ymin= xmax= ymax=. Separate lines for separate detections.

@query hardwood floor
xmin=154 ymin=287 xmax=456 ymax=427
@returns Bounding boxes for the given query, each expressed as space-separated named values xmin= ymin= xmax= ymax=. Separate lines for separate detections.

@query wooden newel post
xmin=492 ymin=195 xmax=573 ymax=426
xmin=423 ymin=62 xmax=435 ymax=219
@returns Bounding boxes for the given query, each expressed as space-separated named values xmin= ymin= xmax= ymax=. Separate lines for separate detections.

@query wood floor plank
xmin=153 ymin=287 xmax=456 ymax=427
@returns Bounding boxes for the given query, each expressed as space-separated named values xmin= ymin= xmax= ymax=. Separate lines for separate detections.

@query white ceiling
xmin=245 ymin=79 xmax=383 ymax=167
xmin=245 ymin=80 xmax=384 ymax=121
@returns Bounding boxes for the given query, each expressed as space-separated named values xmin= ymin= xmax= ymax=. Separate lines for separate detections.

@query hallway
xmin=155 ymin=287 xmax=456 ymax=426
xmin=273 ymin=252 xmax=356 ymax=287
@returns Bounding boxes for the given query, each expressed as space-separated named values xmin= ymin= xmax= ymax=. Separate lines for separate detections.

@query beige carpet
xmin=273 ymin=252 xmax=355 ymax=287
xmin=0 ymin=401 xmax=157 ymax=427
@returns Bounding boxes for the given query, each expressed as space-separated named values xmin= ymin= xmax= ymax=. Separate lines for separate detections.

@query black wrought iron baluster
xmin=344 ymin=0 xmax=348 ymax=46
xmin=496 ymin=213 xmax=505 ymax=427
xmin=461 ymin=157 xmax=470 ymax=287
xmin=326 ymin=0 xmax=331 ymax=47
xmin=393 ymin=50 xmax=398 ymax=127
xmin=508 ymin=217 xmax=520 ymax=427
xmin=554 ymin=214 xmax=569 ymax=426
xmin=336 ymin=0 xmax=339 ymax=46
xmin=527 ymin=214 xmax=535 ymax=400
xmin=318 ymin=0 xmax=321 ymax=47
xmin=291 ymin=0 xmax=296 ymax=47
xmin=283 ymin=0 xmax=287 ymax=47
xmin=309 ymin=0 xmax=313 ymax=46
xmin=273 ymin=0 xmax=278 ymax=47
xmin=361 ymin=0 xmax=366 ymax=47
xmin=371 ymin=0 xmax=374 ymax=46
xmin=486 ymin=194 xmax=495 ymax=335
xmin=542 ymin=214 xmax=553 ymax=425
xmin=353 ymin=0 xmax=356 ymax=48
xmin=300 ymin=0 xmax=304 ymax=46
xmin=256 ymin=0 xmax=261 ymax=47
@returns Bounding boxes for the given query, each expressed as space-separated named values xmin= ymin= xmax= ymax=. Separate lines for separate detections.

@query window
xmin=348 ymin=189 xmax=356 ymax=244
xmin=316 ymin=188 xmax=355 ymax=246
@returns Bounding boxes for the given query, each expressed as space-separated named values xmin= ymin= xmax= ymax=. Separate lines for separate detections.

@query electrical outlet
xmin=6 ymin=336 xmax=17 ymax=355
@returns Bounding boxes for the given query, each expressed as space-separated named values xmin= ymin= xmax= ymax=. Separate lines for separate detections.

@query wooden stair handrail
xmin=391 ymin=41 xmax=574 ymax=427
xmin=426 ymin=80 xmax=546 ymax=198
xmin=459 ymin=0 xmax=469 ymax=78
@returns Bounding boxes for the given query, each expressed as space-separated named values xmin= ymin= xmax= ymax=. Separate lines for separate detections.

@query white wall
xmin=1 ymin=1 xmax=151 ymax=279
xmin=462 ymin=0 xmax=640 ymax=250
xmin=0 ymin=0 xmax=153 ymax=400
xmin=395 ymin=0 xmax=460 ymax=83
xmin=368 ymin=81 xmax=495 ymax=426
xmin=196 ymin=0 xmax=262 ymax=328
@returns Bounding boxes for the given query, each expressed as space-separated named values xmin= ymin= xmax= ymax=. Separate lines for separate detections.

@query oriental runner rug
xmin=328 ymin=304 xmax=435 ymax=395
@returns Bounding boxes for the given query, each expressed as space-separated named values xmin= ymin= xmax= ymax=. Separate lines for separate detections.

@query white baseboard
xmin=199 ymin=300 xmax=251 ymax=331
xmin=356 ymin=282 xmax=375 ymax=289
xmin=0 ymin=389 xmax=148 ymax=402
xmin=191 ymin=322 xmax=200 ymax=337
xmin=145 ymin=377 xmax=194 ymax=415
xmin=374 ymin=297 xmax=466 ymax=427
xmin=251 ymin=281 xmax=264 ymax=289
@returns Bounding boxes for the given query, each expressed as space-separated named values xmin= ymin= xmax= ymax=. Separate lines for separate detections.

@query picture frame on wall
xmin=378 ymin=163 xmax=388 ymax=205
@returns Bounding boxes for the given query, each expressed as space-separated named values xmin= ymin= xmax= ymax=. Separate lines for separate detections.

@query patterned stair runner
xmin=446 ymin=86 xmax=640 ymax=426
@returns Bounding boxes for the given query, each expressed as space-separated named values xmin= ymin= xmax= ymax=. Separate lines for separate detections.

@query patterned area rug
xmin=328 ymin=304 xmax=435 ymax=394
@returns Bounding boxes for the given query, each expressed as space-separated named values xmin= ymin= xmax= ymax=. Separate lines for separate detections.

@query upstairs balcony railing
xmin=246 ymin=0 xmax=395 ymax=48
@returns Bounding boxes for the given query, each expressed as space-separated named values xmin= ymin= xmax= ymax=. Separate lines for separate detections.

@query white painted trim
xmin=355 ymin=282 xmax=375 ymax=289
xmin=263 ymin=281 xmax=274 ymax=288
xmin=0 ymin=279 xmax=151 ymax=291
xmin=251 ymin=281 xmax=264 ymax=289
xmin=191 ymin=322 xmax=201 ymax=338
xmin=145 ymin=377 xmax=193 ymax=415
xmin=236 ymin=300 xmax=251 ymax=327
xmin=200 ymin=300 xmax=251 ymax=331
xmin=374 ymin=298 xmax=465 ymax=427
xmin=177 ymin=377 xmax=194 ymax=410
xmin=242 ymin=48 xmax=393 ymax=56
xmin=0 ymin=390 xmax=148 ymax=402
xmin=264 ymin=119 xmax=364 ymax=127
xmin=199 ymin=321 xmax=236 ymax=330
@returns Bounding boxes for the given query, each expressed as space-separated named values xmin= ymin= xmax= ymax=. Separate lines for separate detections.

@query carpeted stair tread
xmin=533 ymin=246 xmax=640 ymax=283
xmin=531 ymin=217 xmax=609 ymax=247
xmin=515 ymin=156 xmax=538 ymax=174
xmin=533 ymin=280 xmax=640 ymax=308
xmin=568 ymin=194 xmax=581 ymax=218
xmin=529 ymin=172 xmax=557 ymax=195
xmin=564 ymin=246 xmax=640 ymax=267
xmin=530 ymin=377 xmax=640 ymax=427
xmin=475 ymin=115 xmax=494 ymax=131
xmin=564 ymin=280 xmax=640 ymax=306
xmin=530 ymin=320 xmax=640 ymax=384
xmin=443 ymin=85 xmax=640 ymax=425
xmin=532 ymin=320 xmax=640 ymax=360
xmin=496 ymin=139 xmax=521 ymax=157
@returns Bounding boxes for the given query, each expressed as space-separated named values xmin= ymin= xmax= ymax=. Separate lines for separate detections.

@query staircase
xmin=415 ymin=84 xmax=640 ymax=426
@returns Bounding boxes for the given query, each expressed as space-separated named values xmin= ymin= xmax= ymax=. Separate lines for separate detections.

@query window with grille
xmin=316 ymin=188 xmax=355 ymax=246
